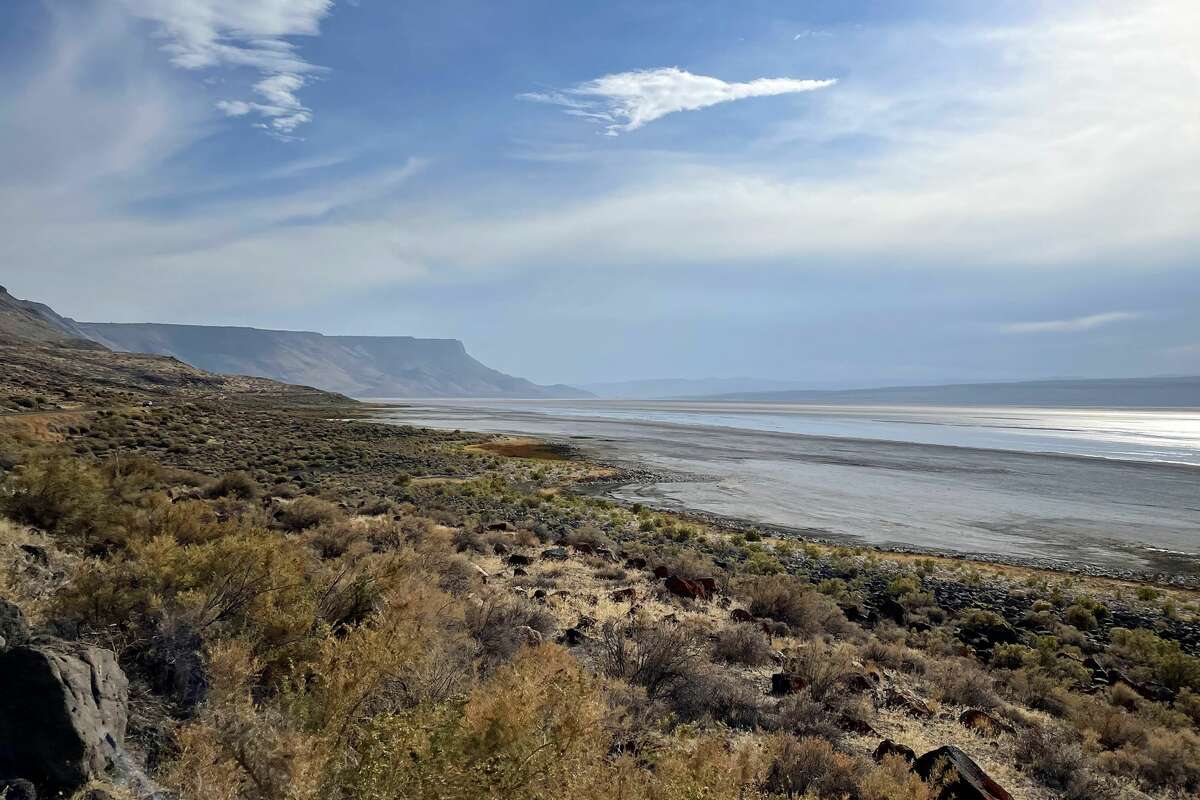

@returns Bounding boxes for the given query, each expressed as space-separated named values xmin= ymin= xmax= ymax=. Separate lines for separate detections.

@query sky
xmin=1 ymin=0 xmax=1199 ymax=387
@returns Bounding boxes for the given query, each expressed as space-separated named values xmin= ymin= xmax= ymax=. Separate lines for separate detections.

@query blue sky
xmin=2 ymin=0 xmax=1198 ymax=386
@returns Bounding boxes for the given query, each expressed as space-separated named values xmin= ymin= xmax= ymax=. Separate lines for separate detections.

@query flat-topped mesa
xmin=77 ymin=321 xmax=589 ymax=399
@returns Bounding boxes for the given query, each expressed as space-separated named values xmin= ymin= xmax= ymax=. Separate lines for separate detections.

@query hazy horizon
xmin=3 ymin=1 xmax=1199 ymax=387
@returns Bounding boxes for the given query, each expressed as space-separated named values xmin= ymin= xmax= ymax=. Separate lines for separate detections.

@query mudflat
xmin=377 ymin=400 xmax=1200 ymax=577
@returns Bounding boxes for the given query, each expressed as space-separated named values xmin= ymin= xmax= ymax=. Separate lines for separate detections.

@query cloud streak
xmin=121 ymin=0 xmax=334 ymax=136
xmin=999 ymin=312 xmax=1141 ymax=334
xmin=520 ymin=67 xmax=835 ymax=135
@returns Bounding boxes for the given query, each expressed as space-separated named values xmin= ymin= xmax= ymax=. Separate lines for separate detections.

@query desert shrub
xmin=55 ymin=528 xmax=318 ymax=676
xmin=763 ymin=735 xmax=861 ymax=799
xmin=347 ymin=645 xmax=609 ymax=800
xmin=713 ymin=623 xmax=773 ymax=667
xmin=1004 ymin=668 xmax=1073 ymax=716
xmin=451 ymin=527 xmax=486 ymax=553
xmin=203 ymin=470 xmax=259 ymax=500
xmin=1176 ymin=689 xmax=1200 ymax=725
xmin=736 ymin=575 xmax=849 ymax=638
xmin=0 ymin=452 xmax=118 ymax=540
xmin=1109 ymin=628 xmax=1200 ymax=691
xmin=464 ymin=592 xmax=555 ymax=669
xmin=861 ymin=638 xmax=927 ymax=674
xmin=787 ymin=644 xmax=857 ymax=702
xmin=776 ymin=691 xmax=844 ymax=742
xmin=932 ymin=659 xmax=999 ymax=708
xmin=1063 ymin=603 xmax=1098 ymax=630
xmin=277 ymin=496 xmax=341 ymax=532
xmin=859 ymin=754 xmax=933 ymax=800
xmin=1015 ymin=723 xmax=1087 ymax=790
xmin=660 ymin=549 xmax=719 ymax=582
xmin=666 ymin=667 xmax=770 ymax=730
xmin=563 ymin=524 xmax=612 ymax=551
xmin=1099 ymin=728 xmax=1200 ymax=791
xmin=597 ymin=619 xmax=708 ymax=698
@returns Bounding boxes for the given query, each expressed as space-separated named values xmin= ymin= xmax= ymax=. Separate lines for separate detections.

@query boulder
xmin=610 ymin=586 xmax=637 ymax=603
xmin=540 ymin=547 xmax=569 ymax=561
xmin=770 ymin=672 xmax=808 ymax=696
xmin=0 ymin=641 xmax=146 ymax=795
xmin=877 ymin=685 xmax=933 ymax=719
xmin=653 ymin=565 xmax=670 ymax=579
xmin=958 ymin=709 xmax=1015 ymax=737
xmin=664 ymin=575 xmax=706 ymax=601
xmin=492 ymin=542 xmax=510 ymax=556
xmin=557 ymin=628 xmax=588 ymax=647
xmin=625 ymin=557 xmax=648 ymax=570
xmin=877 ymin=598 xmax=907 ymax=626
xmin=872 ymin=739 xmax=916 ymax=764
xmin=506 ymin=553 xmax=533 ymax=567
xmin=0 ymin=779 xmax=37 ymax=800
xmin=486 ymin=521 xmax=515 ymax=532
xmin=571 ymin=542 xmax=594 ymax=555
xmin=0 ymin=598 xmax=29 ymax=649
xmin=913 ymin=746 xmax=1013 ymax=800
xmin=730 ymin=608 xmax=753 ymax=623
xmin=696 ymin=576 xmax=718 ymax=595
xmin=515 ymin=626 xmax=544 ymax=647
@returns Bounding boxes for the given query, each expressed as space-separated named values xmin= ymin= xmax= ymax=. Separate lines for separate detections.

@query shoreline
xmin=489 ymin=429 xmax=1200 ymax=590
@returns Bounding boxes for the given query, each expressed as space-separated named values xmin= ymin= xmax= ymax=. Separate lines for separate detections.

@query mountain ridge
xmin=79 ymin=321 xmax=588 ymax=399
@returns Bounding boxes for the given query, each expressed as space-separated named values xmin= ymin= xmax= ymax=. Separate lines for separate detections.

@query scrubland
xmin=1 ymin=389 xmax=1199 ymax=800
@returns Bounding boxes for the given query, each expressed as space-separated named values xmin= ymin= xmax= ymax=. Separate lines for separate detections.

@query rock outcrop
xmin=913 ymin=746 xmax=1013 ymax=800
xmin=0 ymin=640 xmax=153 ymax=796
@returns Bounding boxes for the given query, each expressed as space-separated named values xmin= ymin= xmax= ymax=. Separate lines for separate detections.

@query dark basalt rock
xmin=730 ymin=608 xmax=753 ymax=623
xmin=506 ymin=553 xmax=533 ymax=566
xmin=0 ymin=779 xmax=37 ymax=800
xmin=913 ymin=746 xmax=1013 ymax=800
xmin=872 ymin=739 xmax=916 ymax=764
xmin=770 ymin=672 xmax=808 ymax=696
xmin=0 ymin=640 xmax=154 ymax=796
xmin=0 ymin=598 xmax=29 ymax=649
xmin=664 ymin=575 xmax=706 ymax=600
xmin=540 ymin=547 xmax=569 ymax=561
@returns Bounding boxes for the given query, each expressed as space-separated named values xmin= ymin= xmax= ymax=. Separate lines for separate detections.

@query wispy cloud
xmin=121 ymin=0 xmax=334 ymax=137
xmin=520 ymin=67 xmax=835 ymax=135
xmin=999 ymin=312 xmax=1141 ymax=334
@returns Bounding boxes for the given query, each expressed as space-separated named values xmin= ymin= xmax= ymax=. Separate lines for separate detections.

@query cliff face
xmin=78 ymin=322 xmax=588 ymax=399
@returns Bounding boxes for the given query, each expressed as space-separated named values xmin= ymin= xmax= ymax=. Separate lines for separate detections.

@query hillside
xmin=80 ymin=322 xmax=588 ymax=399
xmin=699 ymin=376 xmax=1200 ymax=408
xmin=0 ymin=285 xmax=97 ymax=345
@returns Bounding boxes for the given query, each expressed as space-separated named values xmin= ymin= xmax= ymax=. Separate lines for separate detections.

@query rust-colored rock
xmin=958 ymin=709 xmax=1015 ymax=737
xmin=653 ymin=565 xmax=670 ymax=579
xmin=664 ymin=575 xmax=706 ymax=600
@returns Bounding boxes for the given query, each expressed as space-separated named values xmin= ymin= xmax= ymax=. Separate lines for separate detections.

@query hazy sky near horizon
xmin=2 ymin=0 xmax=1199 ymax=387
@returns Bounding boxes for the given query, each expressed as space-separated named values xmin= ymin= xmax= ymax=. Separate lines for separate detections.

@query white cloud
xmin=520 ymin=67 xmax=836 ymax=135
xmin=120 ymin=0 xmax=333 ymax=136
xmin=999 ymin=312 xmax=1142 ymax=334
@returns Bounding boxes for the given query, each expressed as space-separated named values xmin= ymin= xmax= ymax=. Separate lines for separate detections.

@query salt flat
xmin=375 ymin=399 xmax=1200 ymax=576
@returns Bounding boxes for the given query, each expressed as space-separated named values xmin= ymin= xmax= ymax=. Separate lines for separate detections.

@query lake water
xmin=371 ymin=399 xmax=1200 ymax=575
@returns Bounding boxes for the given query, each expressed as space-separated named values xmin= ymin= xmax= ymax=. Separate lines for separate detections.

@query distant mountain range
xmin=577 ymin=377 xmax=811 ymax=399
xmin=697 ymin=377 xmax=1200 ymax=408
xmin=0 ymin=286 xmax=586 ymax=399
